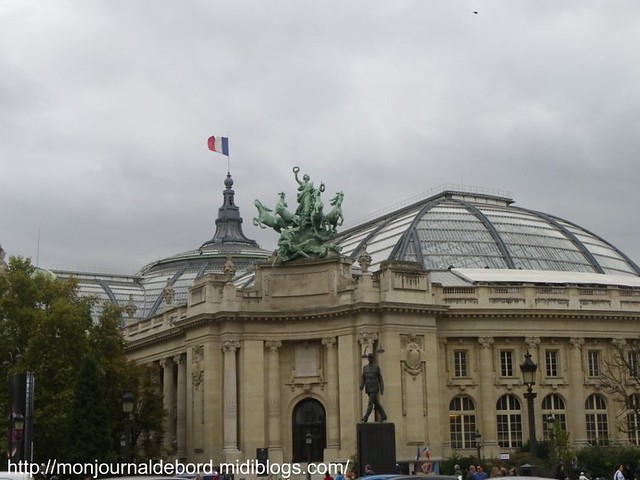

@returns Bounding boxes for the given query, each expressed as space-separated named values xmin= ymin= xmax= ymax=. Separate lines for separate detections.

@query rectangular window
xmin=628 ymin=412 xmax=640 ymax=446
xmin=545 ymin=350 xmax=559 ymax=377
xmin=500 ymin=350 xmax=514 ymax=377
xmin=454 ymin=350 xmax=468 ymax=377
xmin=629 ymin=351 xmax=638 ymax=377
xmin=586 ymin=413 xmax=608 ymax=445
xmin=449 ymin=414 xmax=477 ymax=448
xmin=588 ymin=351 xmax=600 ymax=377
xmin=496 ymin=413 xmax=523 ymax=448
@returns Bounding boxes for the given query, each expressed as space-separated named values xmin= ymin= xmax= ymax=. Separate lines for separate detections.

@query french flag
xmin=208 ymin=135 xmax=229 ymax=156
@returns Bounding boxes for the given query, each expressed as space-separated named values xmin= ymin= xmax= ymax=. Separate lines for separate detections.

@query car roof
xmin=356 ymin=476 xmax=459 ymax=480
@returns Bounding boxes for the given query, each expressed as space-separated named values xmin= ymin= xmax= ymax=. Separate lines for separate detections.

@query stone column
xmin=478 ymin=337 xmax=497 ymax=449
xmin=569 ymin=337 xmax=587 ymax=445
xmin=160 ymin=357 xmax=176 ymax=455
xmin=174 ymin=353 xmax=187 ymax=460
xmin=222 ymin=338 xmax=242 ymax=460
xmin=322 ymin=336 xmax=340 ymax=459
xmin=265 ymin=340 xmax=283 ymax=463
xmin=611 ymin=338 xmax=627 ymax=438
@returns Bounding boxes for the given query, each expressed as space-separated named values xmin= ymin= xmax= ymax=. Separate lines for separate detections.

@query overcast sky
xmin=1 ymin=1 xmax=639 ymax=274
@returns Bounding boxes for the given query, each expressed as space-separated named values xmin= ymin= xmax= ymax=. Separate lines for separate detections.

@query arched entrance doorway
xmin=292 ymin=398 xmax=326 ymax=462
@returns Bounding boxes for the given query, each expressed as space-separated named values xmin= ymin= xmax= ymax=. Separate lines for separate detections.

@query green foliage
xmin=576 ymin=443 xmax=640 ymax=479
xmin=127 ymin=363 xmax=166 ymax=460
xmin=66 ymin=354 xmax=113 ymax=463
xmin=0 ymin=256 xmax=164 ymax=467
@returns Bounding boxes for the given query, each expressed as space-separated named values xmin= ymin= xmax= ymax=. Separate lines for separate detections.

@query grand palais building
xmin=9 ymin=172 xmax=640 ymax=467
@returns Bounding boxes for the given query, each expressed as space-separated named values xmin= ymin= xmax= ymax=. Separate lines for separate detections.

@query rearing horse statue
xmin=325 ymin=191 xmax=344 ymax=233
xmin=253 ymin=199 xmax=283 ymax=232
xmin=274 ymin=192 xmax=299 ymax=228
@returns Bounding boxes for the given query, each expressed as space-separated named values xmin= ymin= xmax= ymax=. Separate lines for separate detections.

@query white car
xmin=0 ymin=472 xmax=34 ymax=480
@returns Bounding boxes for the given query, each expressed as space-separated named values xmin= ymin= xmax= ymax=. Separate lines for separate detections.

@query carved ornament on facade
xmin=478 ymin=337 xmax=494 ymax=349
xmin=570 ymin=337 xmax=585 ymax=350
xmin=321 ymin=337 xmax=337 ymax=349
xmin=525 ymin=336 xmax=541 ymax=350
xmin=173 ymin=353 xmax=185 ymax=364
xmin=192 ymin=345 xmax=204 ymax=389
xmin=163 ymin=278 xmax=176 ymax=306
xmin=265 ymin=340 xmax=283 ymax=352
xmin=611 ymin=338 xmax=627 ymax=349
xmin=357 ymin=331 xmax=379 ymax=356
xmin=222 ymin=338 xmax=241 ymax=353
xmin=402 ymin=333 xmax=424 ymax=379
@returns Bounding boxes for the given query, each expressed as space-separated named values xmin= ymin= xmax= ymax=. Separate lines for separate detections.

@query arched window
xmin=496 ymin=394 xmax=522 ymax=448
xmin=541 ymin=394 xmax=567 ymax=440
xmin=449 ymin=395 xmax=477 ymax=448
xmin=628 ymin=394 xmax=640 ymax=446
xmin=585 ymin=394 xmax=609 ymax=445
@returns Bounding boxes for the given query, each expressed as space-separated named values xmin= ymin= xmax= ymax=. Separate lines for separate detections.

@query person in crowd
xmin=615 ymin=465 xmax=626 ymax=480
xmin=489 ymin=466 xmax=500 ymax=478
xmin=466 ymin=465 xmax=477 ymax=480
xmin=556 ymin=464 xmax=568 ymax=480
xmin=474 ymin=466 xmax=488 ymax=480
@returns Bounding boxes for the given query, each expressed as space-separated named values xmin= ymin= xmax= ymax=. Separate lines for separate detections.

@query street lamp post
xmin=520 ymin=351 xmax=538 ymax=460
xmin=545 ymin=415 xmax=556 ymax=464
xmin=474 ymin=431 xmax=482 ymax=462
xmin=122 ymin=392 xmax=134 ymax=463
xmin=305 ymin=432 xmax=313 ymax=480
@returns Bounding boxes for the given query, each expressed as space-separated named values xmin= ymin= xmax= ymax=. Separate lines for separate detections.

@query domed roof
xmin=133 ymin=173 xmax=271 ymax=317
xmin=53 ymin=173 xmax=272 ymax=323
xmin=336 ymin=187 xmax=640 ymax=277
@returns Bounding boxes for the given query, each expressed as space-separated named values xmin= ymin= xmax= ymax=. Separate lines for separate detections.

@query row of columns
xmin=158 ymin=336 xmax=342 ymax=463
xmin=159 ymin=354 xmax=186 ymax=459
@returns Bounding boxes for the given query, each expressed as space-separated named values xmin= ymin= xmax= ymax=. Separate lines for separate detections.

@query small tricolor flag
xmin=208 ymin=135 xmax=229 ymax=156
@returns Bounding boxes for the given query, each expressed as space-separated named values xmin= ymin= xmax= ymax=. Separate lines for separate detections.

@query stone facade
xmin=123 ymin=254 xmax=640 ymax=465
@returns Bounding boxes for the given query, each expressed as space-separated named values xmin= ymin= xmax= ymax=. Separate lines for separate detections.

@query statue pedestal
xmin=357 ymin=422 xmax=396 ymax=476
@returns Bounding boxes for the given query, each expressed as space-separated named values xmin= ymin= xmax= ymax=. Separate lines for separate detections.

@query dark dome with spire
xmin=129 ymin=173 xmax=271 ymax=317
xmin=200 ymin=173 xmax=260 ymax=248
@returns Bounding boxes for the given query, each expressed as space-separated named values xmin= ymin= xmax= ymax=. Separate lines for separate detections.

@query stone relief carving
xmin=402 ymin=333 xmax=424 ymax=378
xmin=192 ymin=345 xmax=204 ymax=389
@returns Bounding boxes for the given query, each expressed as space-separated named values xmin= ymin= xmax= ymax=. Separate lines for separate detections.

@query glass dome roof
xmin=336 ymin=188 xmax=640 ymax=276
xmin=53 ymin=173 xmax=272 ymax=322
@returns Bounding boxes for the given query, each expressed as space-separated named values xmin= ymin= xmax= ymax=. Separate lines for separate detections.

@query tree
xmin=66 ymin=354 xmax=113 ymax=463
xmin=597 ymin=338 xmax=640 ymax=441
xmin=0 ymin=256 xmax=164 ymax=465
xmin=127 ymin=364 xmax=165 ymax=460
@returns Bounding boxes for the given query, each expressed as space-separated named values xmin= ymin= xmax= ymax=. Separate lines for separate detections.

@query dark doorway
xmin=292 ymin=398 xmax=326 ymax=462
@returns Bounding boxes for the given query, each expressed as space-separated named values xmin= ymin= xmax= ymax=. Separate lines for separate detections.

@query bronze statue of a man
xmin=360 ymin=353 xmax=387 ymax=423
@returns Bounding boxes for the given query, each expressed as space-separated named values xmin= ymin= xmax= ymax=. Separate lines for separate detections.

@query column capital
xmin=525 ymin=336 xmax=541 ymax=350
xmin=612 ymin=338 xmax=627 ymax=349
xmin=173 ymin=353 xmax=185 ymax=364
xmin=265 ymin=340 xmax=283 ymax=352
xmin=322 ymin=337 xmax=337 ymax=349
xmin=357 ymin=331 xmax=378 ymax=355
xmin=159 ymin=357 xmax=172 ymax=369
xmin=570 ymin=337 xmax=585 ymax=350
xmin=478 ymin=337 xmax=494 ymax=349
xmin=222 ymin=338 xmax=241 ymax=353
